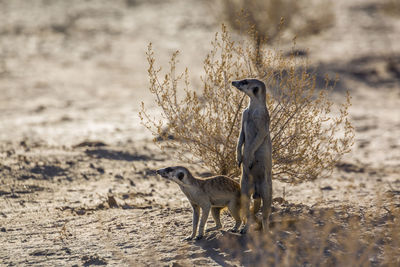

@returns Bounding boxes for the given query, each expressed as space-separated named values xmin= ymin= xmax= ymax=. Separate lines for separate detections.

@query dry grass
xmin=140 ymin=25 xmax=354 ymax=183
xmin=238 ymin=200 xmax=400 ymax=266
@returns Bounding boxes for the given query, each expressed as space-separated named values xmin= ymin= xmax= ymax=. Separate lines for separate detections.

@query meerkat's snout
xmin=232 ymin=79 xmax=248 ymax=91
xmin=156 ymin=167 xmax=172 ymax=179
xmin=231 ymin=80 xmax=240 ymax=89
xmin=156 ymin=167 xmax=186 ymax=184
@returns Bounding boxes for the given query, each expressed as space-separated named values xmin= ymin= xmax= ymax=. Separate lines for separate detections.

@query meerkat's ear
xmin=252 ymin=86 xmax=259 ymax=95
xmin=177 ymin=172 xmax=184 ymax=180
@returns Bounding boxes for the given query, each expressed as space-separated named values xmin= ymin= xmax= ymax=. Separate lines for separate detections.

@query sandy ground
xmin=0 ymin=0 xmax=399 ymax=266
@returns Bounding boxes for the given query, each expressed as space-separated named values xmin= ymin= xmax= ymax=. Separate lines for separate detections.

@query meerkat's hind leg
xmin=184 ymin=204 xmax=200 ymax=241
xmin=227 ymin=200 xmax=241 ymax=233
xmin=252 ymin=197 xmax=262 ymax=231
xmin=206 ymin=207 xmax=223 ymax=233
xmin=260 ymin=179 xmax=272 ymax=234
xmin=239 ymin=194 xmax=251 ymax=234
xmin=240 ymin=174 xmax=252 ymax=234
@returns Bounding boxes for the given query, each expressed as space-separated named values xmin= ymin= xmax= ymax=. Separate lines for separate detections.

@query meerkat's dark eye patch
xmin=253 ymin=86 xmax=259 ymax=95
xmin=240 ymin=80 xmax=248 ymax=86
xmin=177 ymin=172 xmax=184 ymax=180
xmin=165 ymin=167 xmax=172 ymax=172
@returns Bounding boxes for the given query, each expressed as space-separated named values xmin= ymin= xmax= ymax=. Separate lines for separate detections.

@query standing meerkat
xmin=232 ymin=78 xmax=272 ymax=234
xmin=156 ymin=166 xmax=242 ymax=240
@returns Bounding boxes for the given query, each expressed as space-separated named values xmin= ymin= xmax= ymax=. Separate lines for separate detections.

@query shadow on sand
xmin=85 ymin=148 xmax=150 ymax=161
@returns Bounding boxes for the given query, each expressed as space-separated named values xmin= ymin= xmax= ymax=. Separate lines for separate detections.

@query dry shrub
xmin=215 ymin=0 xmax=335 ymax=43
xmin=139 ymin=25 xmax=354 ymax=183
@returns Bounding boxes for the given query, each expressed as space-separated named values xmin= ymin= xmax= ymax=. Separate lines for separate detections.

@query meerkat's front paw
xmin=236 ymin=155 xmax=242 ymax=167
xmin=244 ymin=154 xmax=255 ymax=170
xmin=194 ymin=235 xmax=203 ymax=240
xmin=248 ymin=161 xmax=254 ymax=169
xmin=248 ymin=156 xmax=255 ymax=169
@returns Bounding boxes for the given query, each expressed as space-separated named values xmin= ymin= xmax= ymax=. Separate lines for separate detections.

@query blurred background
xmin=0 ymin=0 xmax=399 ymax=144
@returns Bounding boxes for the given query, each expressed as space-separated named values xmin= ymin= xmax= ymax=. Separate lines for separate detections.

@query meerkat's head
xmin=232 ymin=78 xmax=266 ymax=102
xmin=156 ymin=166 xmax=191 ymax=186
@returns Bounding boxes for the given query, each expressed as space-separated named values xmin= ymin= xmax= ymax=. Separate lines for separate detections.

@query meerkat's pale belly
xmin=181 ymin=187 xmax=233 ymax=207
xmin=244 ymin=119 xmax=268 ymax=154
xmin=243 ymin=120 xmax=256 ymax=141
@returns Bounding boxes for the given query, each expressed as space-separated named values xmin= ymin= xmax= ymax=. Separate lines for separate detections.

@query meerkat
xmin=232 ymin=78 xmax=273 ymax=234
xmin=156 ymin=166 xmax=242 ymax=240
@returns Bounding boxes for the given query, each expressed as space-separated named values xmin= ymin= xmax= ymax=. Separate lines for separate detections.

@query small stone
xmin=107 ymin=195 xmax=118 ymax=208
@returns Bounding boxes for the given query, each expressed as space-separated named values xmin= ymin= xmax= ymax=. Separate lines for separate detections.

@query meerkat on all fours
xmin=232 ymin=78 xmax=273 ymax=234
xmin=156 ymin=166 xmax=242 ymax=240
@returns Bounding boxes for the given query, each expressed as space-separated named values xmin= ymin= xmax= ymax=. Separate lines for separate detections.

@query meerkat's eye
xmin=177 ymin=172 xmax=184 ymax=180
xmin=165 ymin=167 xmax=172 ymax=172
xmin=253 ymin=86 xmax=259 ymax=95
xmin=241 ymin=80 xmax=248 ymax=85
